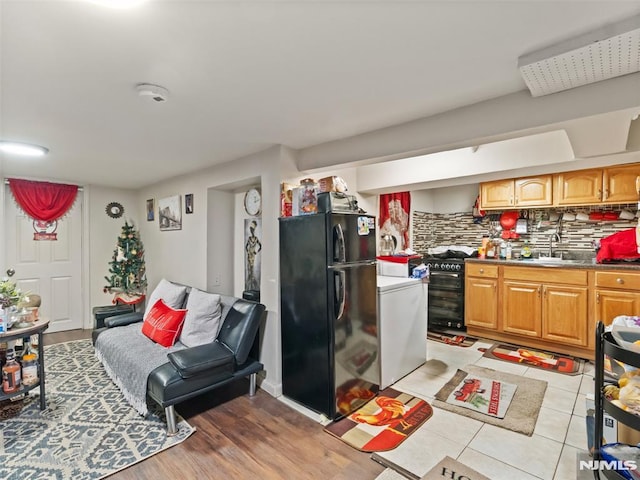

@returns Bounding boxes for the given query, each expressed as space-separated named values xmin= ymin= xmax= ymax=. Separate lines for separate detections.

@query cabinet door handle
xmin=617 ymin=278 xmax=625 ymax=284
xmin=603 ymin=188 xmax=609 ymax=200
xmin=479 ymin=268 xmax=484 ymax=274
xmin=596 ymin=292 xmax=600 ymax=303
xmin=515 ymin=196 xmax=519 ymax=204
xmin=537 ymin=286 xmax=542 ymax=296
xmin=598 ymin=189 xmax=602 ymax=200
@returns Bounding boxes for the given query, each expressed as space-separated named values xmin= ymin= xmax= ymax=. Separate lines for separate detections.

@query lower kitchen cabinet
xmin=502 ymin=280 xmax=541 ymax=338
xmin=465 ymin=264 xmax=498 ymax=329
xmin=595 ymin=270 xmax=640 ymax=326
xmin=466 ymin=262 xmax=593 ymax=358
xmin=542 ymin=284 xmax=588 ymax=346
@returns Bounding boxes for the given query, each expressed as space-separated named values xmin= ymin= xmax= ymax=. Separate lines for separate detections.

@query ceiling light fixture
xmin=518 ymin=13 xmax=640 ymax=97
xmin=86 ymin=0 xmax=148 ymax=9
xmin=0 ymin=141 xmax=49 ymax=157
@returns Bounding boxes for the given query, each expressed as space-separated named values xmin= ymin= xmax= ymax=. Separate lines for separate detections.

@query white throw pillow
xmin=179 ymin=288 xmax=223 ymax=348
xmin=144 ymin=279 xmax=188 ymax=318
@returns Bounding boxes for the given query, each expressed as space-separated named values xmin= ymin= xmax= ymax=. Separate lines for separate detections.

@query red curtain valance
xmin=9 ymin=178 xmax=78 ymax=222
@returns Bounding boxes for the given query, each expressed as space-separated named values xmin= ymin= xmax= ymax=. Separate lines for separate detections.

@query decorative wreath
xmin=106 ymin=202 xmax=124 ymax=218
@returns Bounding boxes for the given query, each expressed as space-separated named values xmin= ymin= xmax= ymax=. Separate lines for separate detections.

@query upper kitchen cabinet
xmin=480 ymin=175 xmax=552 ymax=209
xmin=602 ymin=163 xmax=640 ymax=204
xmin=555 ymin=169 xmax=603 ymax=205
xmin=515 ymin=175 xmax=553 ymax=207
xmin=555 ymin=163 xmax=640 ymax=206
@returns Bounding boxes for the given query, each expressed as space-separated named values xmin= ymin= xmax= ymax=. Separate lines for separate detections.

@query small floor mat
xmin=422 ymin=456 xmax=490 ymax=480
xmin=482 ymin=342 xmax=585 ymax=375
xmin=439 ymin=370 xmax=517 ymax=419
xmin=324 ymin=387 xmax=433 ymax=452
xmin=427 ymin=330 xmax=478 ymax=348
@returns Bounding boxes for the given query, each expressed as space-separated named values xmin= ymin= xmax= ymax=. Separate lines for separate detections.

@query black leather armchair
xmin=93 ymin=297 xmax=266 ymax=435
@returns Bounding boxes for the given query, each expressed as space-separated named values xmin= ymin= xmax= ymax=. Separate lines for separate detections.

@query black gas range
xmin=424 ymin=255 xmax=467 ymax=331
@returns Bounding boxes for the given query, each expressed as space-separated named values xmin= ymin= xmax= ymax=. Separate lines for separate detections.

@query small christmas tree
xmin=104 ymin=221 xmax=147 ymax=295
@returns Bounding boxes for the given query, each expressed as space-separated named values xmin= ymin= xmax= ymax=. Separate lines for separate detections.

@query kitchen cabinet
xmin=479 ymin=162 xmax=640 ymax=210
xmin=595 ymin=270 xmax=640 ymax=326
xmin=502 ymin=280 xmax=541 ymax=337
xmin=555 ymin=169 xmax=603 ymax=205
xmin=555 ymin=163 xmax=640 ymax=205
xmin=479 ymin=175 xmax=552 ymax=209
xmin=502 ymin=266 xmax=589 ymax=346
xmin=465 ymin=264 xmax=498 ymax=329
xmin=466 ymin=262 xmax=592 ymax=357
xmin=603 ymin=163 xmax=640 ymax=203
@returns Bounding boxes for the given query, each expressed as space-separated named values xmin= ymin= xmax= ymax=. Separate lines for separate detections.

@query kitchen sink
xmin=525 ymin=257 xmax=587 ymax=265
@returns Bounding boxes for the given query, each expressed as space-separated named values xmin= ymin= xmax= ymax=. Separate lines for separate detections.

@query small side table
xmin=0 ymin=318 xmax=50 ymax=410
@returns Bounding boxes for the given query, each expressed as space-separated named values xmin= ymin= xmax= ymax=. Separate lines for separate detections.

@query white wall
xmin=430 ymin=184 xmax=479 ymax=214
xmin=87 ymin=186 xmax=140 ymax=318
xmin=136 ymin=145 xmax=284 ymax=396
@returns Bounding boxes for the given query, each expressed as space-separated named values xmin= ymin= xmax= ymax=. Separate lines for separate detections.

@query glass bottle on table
xmin=2 ymin=348 xmax=21 ymax=393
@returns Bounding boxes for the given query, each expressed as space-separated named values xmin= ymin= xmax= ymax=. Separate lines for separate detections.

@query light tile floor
xmin=378 ymin=338 xmax=596 ymax=480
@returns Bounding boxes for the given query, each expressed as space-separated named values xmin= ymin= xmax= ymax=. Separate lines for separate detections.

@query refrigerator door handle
xmin=333 ymin=223 xmax=346 ymax=263
xmin=334 ymin=270 xmax=346 ymax=322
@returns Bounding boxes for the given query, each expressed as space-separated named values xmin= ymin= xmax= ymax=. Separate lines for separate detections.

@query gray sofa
xmin=92 ymin=283 xmax=265 ymax=435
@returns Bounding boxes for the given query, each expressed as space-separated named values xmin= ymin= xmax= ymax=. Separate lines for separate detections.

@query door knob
xmin=6 ymin=268 xmax=15 ymax=277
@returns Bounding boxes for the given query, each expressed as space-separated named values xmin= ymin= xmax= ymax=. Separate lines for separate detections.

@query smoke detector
xmin=136 ymin=83 xmax=169 ymax=102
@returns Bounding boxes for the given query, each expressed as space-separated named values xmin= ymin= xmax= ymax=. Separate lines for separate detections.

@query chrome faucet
xmin=548 ymin=232 xmax=560 ymax=257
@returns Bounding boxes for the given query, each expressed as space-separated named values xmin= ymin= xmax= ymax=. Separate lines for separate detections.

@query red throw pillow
xmin=142 ymin=299 xmax=187 ymax=347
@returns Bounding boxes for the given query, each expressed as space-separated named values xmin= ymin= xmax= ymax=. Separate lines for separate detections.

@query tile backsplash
xmin=413 ymin=203 xmax=639 ymax=256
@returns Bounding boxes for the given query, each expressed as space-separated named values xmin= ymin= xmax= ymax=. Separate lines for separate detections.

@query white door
xmin=4 ymin=186 xmax=83 ymax=333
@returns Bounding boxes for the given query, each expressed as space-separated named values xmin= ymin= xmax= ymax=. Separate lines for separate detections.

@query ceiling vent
xmin=136 ymin=83 xmax=169 ymax=103
xmin=518 ymin=14 xmax=640 ymax=97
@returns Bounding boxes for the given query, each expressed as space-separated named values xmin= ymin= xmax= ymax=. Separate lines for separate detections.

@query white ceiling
xmin=1 ymin=0 xmax=640 ymax=189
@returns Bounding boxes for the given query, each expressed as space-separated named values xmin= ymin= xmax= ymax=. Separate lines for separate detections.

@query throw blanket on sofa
xmin=95 ymin=323 xmax=185 ymax=416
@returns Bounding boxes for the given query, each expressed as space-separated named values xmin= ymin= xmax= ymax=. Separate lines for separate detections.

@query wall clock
xmin=106 ymin=202 xmax=124 ymax=219
xmin=244 ymin=188 xmax=262 ymax=216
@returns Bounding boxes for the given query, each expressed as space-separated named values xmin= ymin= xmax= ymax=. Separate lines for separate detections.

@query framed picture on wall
xmin=158 ymin=195 xmax=182 ymax=231
xmin=185 ymin=193 xmax=194 ymax=214
xmin=146 ymin=199 xmax=155 ymax=221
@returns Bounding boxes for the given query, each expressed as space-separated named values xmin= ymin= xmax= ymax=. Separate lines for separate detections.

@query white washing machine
xmin=377 ymin=275 xmax=428 ymax=389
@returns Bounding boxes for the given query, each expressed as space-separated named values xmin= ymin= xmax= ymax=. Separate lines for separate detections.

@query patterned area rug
xmin=0 ymin=339 xmax=194 ymax=479
xmin=324 ymin=388 xmax=433 ymax=452
xmin=482 ymin=342 xmax=585 ymax=375
xmin=427 ymin=330 xmax=479 ymax=348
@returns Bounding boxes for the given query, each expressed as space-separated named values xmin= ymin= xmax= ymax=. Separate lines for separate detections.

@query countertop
xmin=465 ymin=257 xmax=640 ymax=271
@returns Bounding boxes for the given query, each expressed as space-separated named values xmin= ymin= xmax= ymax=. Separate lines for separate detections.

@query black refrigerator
xmin=280 ymin=212 xmax=379 ymax=420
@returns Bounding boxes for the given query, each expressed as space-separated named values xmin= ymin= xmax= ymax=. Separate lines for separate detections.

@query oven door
xmin=428 ymin=271 xmax=465 ymax=329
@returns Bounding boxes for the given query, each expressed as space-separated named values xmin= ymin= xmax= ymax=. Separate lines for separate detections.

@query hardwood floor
xmin=45 ymin=330 xmax=386 ymax=480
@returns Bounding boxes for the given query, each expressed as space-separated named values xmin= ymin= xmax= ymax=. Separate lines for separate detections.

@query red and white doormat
xmin=443 ymin=371 xmax=516 ymax=419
